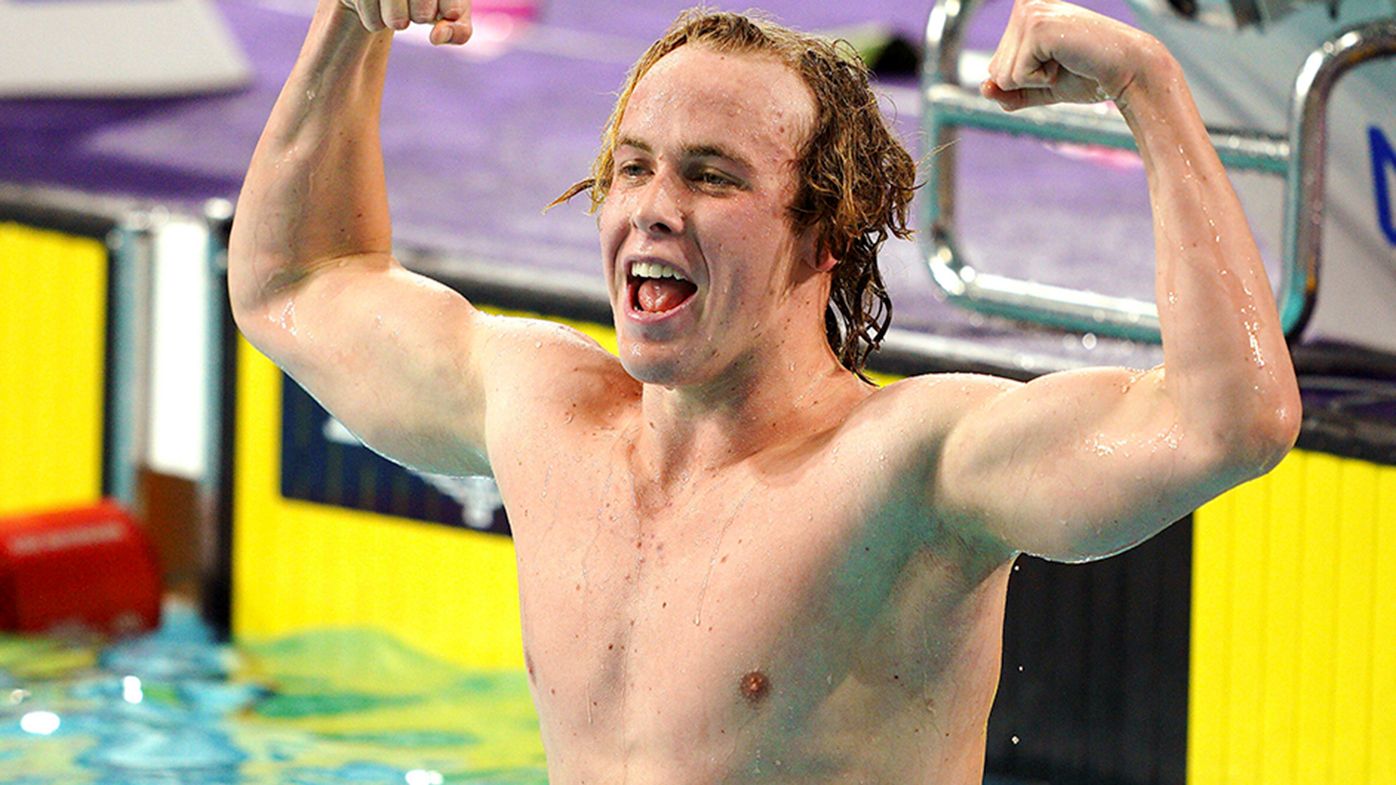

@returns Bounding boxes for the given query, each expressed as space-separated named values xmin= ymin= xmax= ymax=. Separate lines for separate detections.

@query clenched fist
xmin=980 ymin=0 xmax=1165 ymax=111
xmin=339 ymin=0 xmax=472 ymax=44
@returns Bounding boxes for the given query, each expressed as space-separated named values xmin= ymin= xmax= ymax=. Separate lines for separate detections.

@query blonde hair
xmin=553 ymin=9 xmax=917 ymax=378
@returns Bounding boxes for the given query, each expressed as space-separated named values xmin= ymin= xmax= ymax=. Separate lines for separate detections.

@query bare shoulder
xmin=837 ymin=372 xmax=1025 ymax=560
xmin=850 ymin=372 xmax=1022 ymax=446
xmin=824 ymin=371 xmax=1025 ymax=506
xmin=474 ymin=313 xmax=638 ymax=445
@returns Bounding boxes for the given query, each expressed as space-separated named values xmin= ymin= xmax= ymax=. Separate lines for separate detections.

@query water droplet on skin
xmin=534 ymin=341 xmax=542 ymax=349
xmin=277 ymin=299 xmax=298 ymax=335
xmin=1159 ymin=422 xmax=1182 ymax=450
xmin=1167 ymin=291 xmax=1178 ymax=306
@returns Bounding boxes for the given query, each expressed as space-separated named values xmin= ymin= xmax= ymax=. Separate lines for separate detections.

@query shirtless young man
xmin=228 ymin=0 xmax=1301 ymax=780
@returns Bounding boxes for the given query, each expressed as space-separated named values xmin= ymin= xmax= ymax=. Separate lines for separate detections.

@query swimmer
xmin=229 ymin=0 xmax=1301 ymax=781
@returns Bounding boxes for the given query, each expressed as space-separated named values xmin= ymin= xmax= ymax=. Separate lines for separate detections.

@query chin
xmin=617 ymin=340 xmax=711 ymax=387
xmin=618 ymin=348 xmax=686 ymax=386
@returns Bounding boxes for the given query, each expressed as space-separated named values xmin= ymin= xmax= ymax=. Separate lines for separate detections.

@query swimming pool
xmin=0 ymin=602 xmax=548 ymax=784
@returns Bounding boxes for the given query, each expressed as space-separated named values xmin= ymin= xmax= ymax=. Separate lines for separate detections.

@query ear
xmin=804 ymin=235 xmax=839 ymax=273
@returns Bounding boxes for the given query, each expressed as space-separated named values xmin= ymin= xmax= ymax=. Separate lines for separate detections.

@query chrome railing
xmin=920 ymin=1 xmax=1396 ymax=342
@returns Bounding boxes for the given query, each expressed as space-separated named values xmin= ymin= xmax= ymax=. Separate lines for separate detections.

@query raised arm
xmin=930 ymin=0 xmax=1302 ymax=562
xmin=229 ymin=0 xmax=606 ymax=476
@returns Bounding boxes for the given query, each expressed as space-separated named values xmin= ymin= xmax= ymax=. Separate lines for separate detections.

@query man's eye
xmin=618 ymin=163 xmax=648 ymax=178
xmin=696 ymin=170 xmax=735 ymax=187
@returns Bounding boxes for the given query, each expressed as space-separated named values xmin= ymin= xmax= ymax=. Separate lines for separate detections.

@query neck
xmin=631 ymin=326 xmax=871 ymax=487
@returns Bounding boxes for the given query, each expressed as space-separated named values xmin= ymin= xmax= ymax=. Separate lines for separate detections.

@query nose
xmin=630 ymin=174 xmax=685 ymax=237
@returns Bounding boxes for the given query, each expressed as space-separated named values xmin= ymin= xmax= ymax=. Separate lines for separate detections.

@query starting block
xmin=0 ymin=501 xmax=162 ymax=636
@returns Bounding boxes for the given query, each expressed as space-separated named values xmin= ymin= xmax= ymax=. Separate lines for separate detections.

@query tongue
xmin=637 ymin=279 xmax=696 ymax=313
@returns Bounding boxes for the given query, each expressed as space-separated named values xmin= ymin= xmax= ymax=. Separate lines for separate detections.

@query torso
xmin=488 ymin=366 xmax=1016 ymax=785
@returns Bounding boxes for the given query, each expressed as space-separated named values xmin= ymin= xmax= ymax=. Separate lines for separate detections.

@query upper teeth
xmin=632 ymin=261 xmax=688 ymax=281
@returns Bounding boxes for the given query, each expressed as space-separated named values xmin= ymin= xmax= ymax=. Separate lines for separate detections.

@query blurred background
xmin=0 ymin=0 xmax=1393 ymax=782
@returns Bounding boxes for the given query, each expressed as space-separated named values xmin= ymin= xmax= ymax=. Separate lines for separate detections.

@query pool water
xmin=0 ymin=603 xmax=548 ymax=784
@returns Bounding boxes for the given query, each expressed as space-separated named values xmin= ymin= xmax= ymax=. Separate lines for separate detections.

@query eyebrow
xmin=616 ymin=137 xmax=753 ymax=171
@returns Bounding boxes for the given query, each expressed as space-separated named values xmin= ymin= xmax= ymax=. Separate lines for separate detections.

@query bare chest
xmin=492 ymin=436 xmax=953 ymax=749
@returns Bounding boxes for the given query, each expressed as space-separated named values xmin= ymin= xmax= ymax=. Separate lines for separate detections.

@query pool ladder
xmin=920 ymin=0 xmax=1396 ymax=342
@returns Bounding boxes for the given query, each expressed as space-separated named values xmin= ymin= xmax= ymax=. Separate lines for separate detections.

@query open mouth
xmin=626 ymin=264 xmax=698 ymax=316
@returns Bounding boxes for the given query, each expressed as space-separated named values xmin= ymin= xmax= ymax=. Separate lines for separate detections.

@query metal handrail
xmin=920 ymin=0 xmax=1396 ymax=342
xmin=1282 ymin=19 xmax=1396 ymax=337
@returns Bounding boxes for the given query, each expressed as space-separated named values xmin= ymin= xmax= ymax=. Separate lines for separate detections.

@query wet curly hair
xmin=552 ymin=9 xmax=917 ymax=379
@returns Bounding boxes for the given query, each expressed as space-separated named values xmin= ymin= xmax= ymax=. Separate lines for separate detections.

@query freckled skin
xmin=491 ymin=49 xmax=1019 ymax=783
xmin=502 ymin=391 xmax=1014 ymax=785
xmin=230 ymin=0 xmax=1300 ymax=782
xmin=597 ymin=47 xmax=823 ymax=390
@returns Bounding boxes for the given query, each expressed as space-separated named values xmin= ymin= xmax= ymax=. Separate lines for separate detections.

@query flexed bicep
xmin=945 ymin=0 xmax=1300 ymax=562
xmin=237 ymin=254 xmax=496 ymax=476
xmin=237 ymin=253 xmax=629 ymax=479
xmin=932 ymin=367 xmax=1253 ymax=563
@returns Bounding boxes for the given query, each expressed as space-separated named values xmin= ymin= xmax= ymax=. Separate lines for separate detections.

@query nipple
xmin=739 ymin=670 xmax=770 ymax=703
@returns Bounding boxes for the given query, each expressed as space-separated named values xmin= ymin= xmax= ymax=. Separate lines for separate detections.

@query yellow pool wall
xmin=0 ymin=222 xmax=107 ymax=518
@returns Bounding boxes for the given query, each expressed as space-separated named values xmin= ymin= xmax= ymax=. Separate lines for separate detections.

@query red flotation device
xmin=0 ymin=500 xmax=162 ymax=636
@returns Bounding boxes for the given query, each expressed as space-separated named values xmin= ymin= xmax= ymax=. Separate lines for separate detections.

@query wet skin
xmin=230 ymin=0 xmax=1301 ymax=782
xmin=495 ymin=361 xmax=1015 ymax=784
xmin=487 ymin=46 xmax=1016 ymax=783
